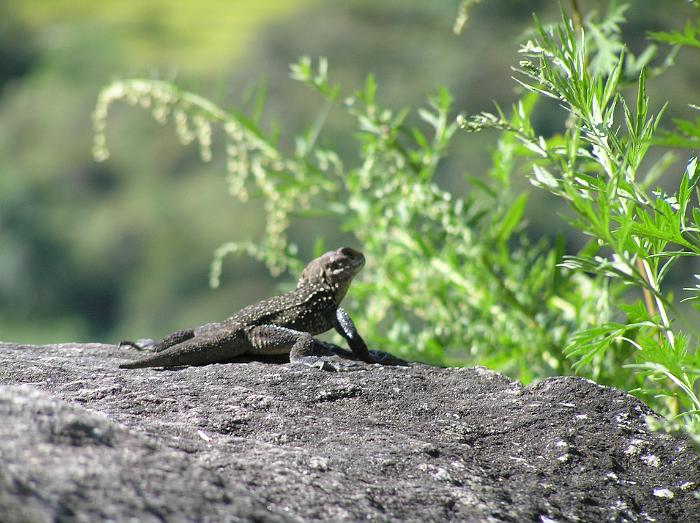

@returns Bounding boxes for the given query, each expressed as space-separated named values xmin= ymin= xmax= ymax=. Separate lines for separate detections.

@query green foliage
xmin=463 ymin=5 xmax=700 ymax=445
xmin=93 ymin=2 xmax=700 ymax=444
xmin=649 ymin=13 xmax=700 ymax=149
xmin=649 ymin=18 xmax=700 ymax=49
xmin=3 ymin=0 xmax=570 ymax=344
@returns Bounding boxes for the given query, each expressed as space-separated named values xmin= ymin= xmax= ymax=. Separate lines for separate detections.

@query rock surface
xmin=0 ymin=341 xmax=698 ymax=522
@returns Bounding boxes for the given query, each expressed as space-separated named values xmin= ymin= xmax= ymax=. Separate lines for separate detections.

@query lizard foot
xmin=291 ymin=355 xmax=364 ymax=372
xmin=289 ymin=335 xmax=363 ymax=371
xmin=367 ymin=349 xmax=410 ymax=366
xmin=290 ymin=338 xmax=409 ymax=370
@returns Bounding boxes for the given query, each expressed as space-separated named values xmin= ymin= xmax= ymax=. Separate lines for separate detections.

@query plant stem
xmin=636 ymin=258 xmax=657 ymax=317
xmin=568 ymin=0 xmax=583 ymax=32
xmin=637 ymin=257 xmax=676 ymax=348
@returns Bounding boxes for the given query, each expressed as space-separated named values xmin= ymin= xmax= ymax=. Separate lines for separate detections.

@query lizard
xmin=118 ymin=247 xmax=373 ymax=369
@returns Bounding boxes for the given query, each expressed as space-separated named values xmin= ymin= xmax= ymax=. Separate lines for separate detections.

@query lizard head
xmin=298 ymin=247 xmax=365 ymax=303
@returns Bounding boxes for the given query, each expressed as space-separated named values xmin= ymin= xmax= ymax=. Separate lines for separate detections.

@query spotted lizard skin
xmin=119 ymin=247 xmax=371 ymax=368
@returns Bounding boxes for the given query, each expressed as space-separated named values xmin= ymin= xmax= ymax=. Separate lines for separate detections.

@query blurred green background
xmin=1 ymin=0 xmax=697 ymax=345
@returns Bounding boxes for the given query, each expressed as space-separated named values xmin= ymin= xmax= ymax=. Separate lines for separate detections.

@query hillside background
xmin=1 ymin=0 xmax=697 ymax=359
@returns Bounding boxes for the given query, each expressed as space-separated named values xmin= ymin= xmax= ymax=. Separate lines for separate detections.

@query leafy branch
xmin=461 ymin=5 xmax=700 ymax=444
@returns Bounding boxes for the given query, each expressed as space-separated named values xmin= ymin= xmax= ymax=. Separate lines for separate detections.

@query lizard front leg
xmin=332 ymin=307 xmax=372 ymax=362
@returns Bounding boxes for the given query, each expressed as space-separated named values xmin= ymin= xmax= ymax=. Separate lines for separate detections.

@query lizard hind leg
xmin=152 ymin=329 xmax=196 ymax=352
xmin=287 ymin=332 xmax=363 ymax=372
xmin=119 ymin=329 xmax=195 ymax=353
xmin=288 ymin=333 xmax=336 ymax=361
xmin=245 ymin=325 xmax=340 ymax=362
xmin=245 ymin=325 xmax=310 ymax=356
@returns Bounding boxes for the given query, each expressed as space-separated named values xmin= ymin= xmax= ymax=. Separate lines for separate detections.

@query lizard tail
xmin=119 ymin=359 xmax=164 ymax=369
xmin=118 ymin=353 xmax=182 ymax=369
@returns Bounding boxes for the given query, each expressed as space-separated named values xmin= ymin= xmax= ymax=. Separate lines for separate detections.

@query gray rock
xmin=1 ymin=342 xmax=698 ymax=522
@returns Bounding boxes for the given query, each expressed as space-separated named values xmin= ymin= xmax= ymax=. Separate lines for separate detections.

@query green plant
xmin=92 ymin=52 xmax=600 ymax=375
xmin=461 ymin=4 xmax=700 ymax=444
